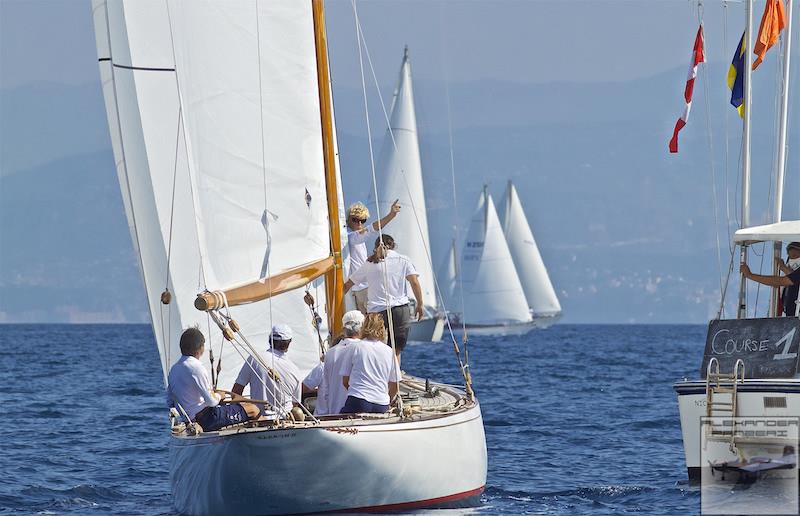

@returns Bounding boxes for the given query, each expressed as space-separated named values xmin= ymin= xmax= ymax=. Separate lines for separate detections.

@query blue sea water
xmin=0 ymin=324 xmax=705 ymax=515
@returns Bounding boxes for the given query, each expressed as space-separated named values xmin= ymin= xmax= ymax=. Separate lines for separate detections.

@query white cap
xmin=342 ymin=310 xmax=365 ymax=331
xmin=270 ymin=324 xmax=293 ymax=342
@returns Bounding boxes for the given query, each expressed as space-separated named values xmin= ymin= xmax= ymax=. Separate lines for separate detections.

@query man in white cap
xmin=310 ymin=310 xmax=365 ymax=415
xmin=232 ymin=324 xmax=302 ymax=417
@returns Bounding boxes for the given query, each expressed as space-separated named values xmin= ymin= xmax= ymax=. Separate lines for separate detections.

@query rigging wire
xmin=696 ymin=5 xmax=725 ymax=312
xmin=351 ymin=2 xmax=403 ymax=408
xmin=253 ymin=0 xmax=279 ymax=380
xmin=351 ymin=0 xmax=473 ymax=395
xmin=439 ymin=0 xmax=470 ymax=354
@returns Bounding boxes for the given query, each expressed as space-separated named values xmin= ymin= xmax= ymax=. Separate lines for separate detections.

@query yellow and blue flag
xmin=727 ymin=33 xmax=746 ymax=118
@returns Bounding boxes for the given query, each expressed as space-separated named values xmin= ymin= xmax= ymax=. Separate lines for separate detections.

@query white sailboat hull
xmin=453 ymin=321 xmax=538 ymax=337
xmin=674 ymin=379 xmax=800 ymax=482
xmin=170 ymin=403 xmax=487 ymax=515
xmin=407 ymin=315 xmax=446 ymax=342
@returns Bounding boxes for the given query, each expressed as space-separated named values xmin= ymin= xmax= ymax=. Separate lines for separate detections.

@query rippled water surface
xmin=0 ymin=324 xmax=705 ymax=514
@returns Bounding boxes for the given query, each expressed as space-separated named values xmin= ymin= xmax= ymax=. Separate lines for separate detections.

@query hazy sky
xmin=0 ymin=0 xmax=747 ymax=91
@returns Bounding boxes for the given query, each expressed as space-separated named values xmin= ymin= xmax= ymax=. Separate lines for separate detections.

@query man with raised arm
xmin=232 ymin=324 xmax=302 ymax=418
xmin=167 ymin=327 xmax=259 ymax=432
xmin=345 ymin=200 xmax=401 ymax=313
xmin=342 ymin=234 xmax=424 ymax=361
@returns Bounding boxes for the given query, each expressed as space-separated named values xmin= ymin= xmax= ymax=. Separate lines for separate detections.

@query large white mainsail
xmin=501 ymin=181 xmax=561 ymax=317
xmin=93 ymin=0 xmax=334 ymax=387
xmin=460 ymin=187 xmax=531 ymax=325
xmin=374 ymin=47 xmax=437 ymax=310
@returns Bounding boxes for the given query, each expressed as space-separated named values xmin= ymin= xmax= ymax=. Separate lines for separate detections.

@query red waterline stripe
xmin=330 ymin=486 xmax=485 ymax=513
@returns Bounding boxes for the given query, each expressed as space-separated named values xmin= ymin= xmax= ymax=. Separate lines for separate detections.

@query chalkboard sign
xmin=701 ymin=318 xmax=800 ymax=379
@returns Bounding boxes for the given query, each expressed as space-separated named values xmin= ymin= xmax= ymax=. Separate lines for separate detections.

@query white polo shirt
xmin=316 ymin=338 xmax=357 ymax=415
xmin=348 ymin=250 xmax=418 ymax=313
xmin=338 ymin=339 xmax=400 ymax=406
xmin=303 ymin=362 xmax=326 ymax=414
xmin=166 ymin=355 xmax=219 ymax=421
xmin=346 ymin=225 xmax=375 ymax=292
xmin=235 ymin=348 xmax=302 ymax=416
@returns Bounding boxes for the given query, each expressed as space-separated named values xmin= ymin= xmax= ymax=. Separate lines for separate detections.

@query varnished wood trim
xmin=195 ymin=256 xmax=334 ymax=311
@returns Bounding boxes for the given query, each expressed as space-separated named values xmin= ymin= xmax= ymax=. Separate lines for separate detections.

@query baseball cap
xmin=342 ymin=310 xmax=365 ymax=330
xmin=269 ymin=324 xmax=293 ymax=342
xmin=788 ymin=242 xmax=800 ymax=251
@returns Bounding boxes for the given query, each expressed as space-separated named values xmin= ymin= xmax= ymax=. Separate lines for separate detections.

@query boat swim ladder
xmin=705 ymin=358 xmax=745 ymax=453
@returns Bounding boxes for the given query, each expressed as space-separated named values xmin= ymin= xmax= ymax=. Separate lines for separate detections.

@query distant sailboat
xmin=374 ymin=46 xmax=444 ymax=342
xmin=500 ymin=181 xmax=562 ymax=328
xmin=456 ymin=186 xmax=535 ymax=336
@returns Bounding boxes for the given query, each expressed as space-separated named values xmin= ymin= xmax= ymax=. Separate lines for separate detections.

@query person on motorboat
xmin=741 ymin=246 xmax=800 ymax=316
xmin=167 ymin=327 xmax=259 ymax=432
xmin=345 ymin=200 xmax=401 ymax=314
xmin=343 ymin=234 xmax=423 ymax=361
xmin=231 ymin=324 xmax=302 ymax=418
xmin=338 ymin=313 xmax=400 ymax=414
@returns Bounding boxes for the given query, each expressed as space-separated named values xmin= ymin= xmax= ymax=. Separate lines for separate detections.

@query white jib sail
xmin=501 ymin=181 xmax=561 ymax=316
xmin=460 ymin=188 xmax=531 ymax=325
xmin=374 ymin=48 xmax=437 ymax=310
xmin=93 ymin=0 xmax=332 ymax=389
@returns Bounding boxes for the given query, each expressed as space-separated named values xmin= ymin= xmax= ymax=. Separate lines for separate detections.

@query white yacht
xmin=92 ymin=1 xmax=486 ymax=513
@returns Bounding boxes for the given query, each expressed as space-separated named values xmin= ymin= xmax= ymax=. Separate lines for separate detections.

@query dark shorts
xmin=195 ymin=404 xmax=248 ymax=431
xmin=340 ymin=395 xmax=389 ymax=414
xmin=376 ymin=304 xmax=411 ymax=352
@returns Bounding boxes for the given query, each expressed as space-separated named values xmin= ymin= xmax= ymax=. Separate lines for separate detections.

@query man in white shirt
xmin=167 ymin=327 xmax=259 ymax=431
xmin=346 ymin=200 xmax=401 ymax=313
xmin=232 ymin=324 xmax=302 ymax=417
xmin=343 ymin=234 xmax=423 ymax=358
xmin=307 ymin=310 xmax=364 ymax=415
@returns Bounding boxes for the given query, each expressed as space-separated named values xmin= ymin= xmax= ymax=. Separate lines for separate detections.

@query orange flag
xmin=752 ymin=0 xmax=787 ymax=70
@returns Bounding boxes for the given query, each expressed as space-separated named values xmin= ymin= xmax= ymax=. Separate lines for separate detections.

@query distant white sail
xmin=460 ymin=188 xmax=531 ymax=325
xmin=437 ymin=239 xmax=459 ymax=312
xmin=93 ymin=0 xmax=333 ymax=386
xmin=374 ymin=48 xmax=437 ymax=309
xmin=501 ymin=181 xmax=561 ymax=316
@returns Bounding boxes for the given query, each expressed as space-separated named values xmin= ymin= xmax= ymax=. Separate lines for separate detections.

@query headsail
xmin=501 ymin=181 xmax=561 ymax=317
xmin=437 ymin=239 xmax=459 ymax=312
xmin=92 ymin=0 xmax=339 ymax=386
xmin=374 ymin=47 xmax=437 ymax=310
xmin=460 ymin=188 xmax=531 ymax=325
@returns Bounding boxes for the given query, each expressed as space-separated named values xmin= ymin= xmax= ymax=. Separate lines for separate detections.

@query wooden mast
xmin=195 ymin=1 xmax=345 ymax=321
xmin=312 ymin=0 xmax=345 ymax=337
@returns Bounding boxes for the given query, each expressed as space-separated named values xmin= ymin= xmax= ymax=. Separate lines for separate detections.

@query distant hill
xmin=1 ymin=62 xmax=797 ymax=323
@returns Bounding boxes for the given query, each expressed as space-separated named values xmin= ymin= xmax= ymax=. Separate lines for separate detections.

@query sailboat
xmin=92 ymin=1 xmax=486 ymax=514
xmin=374 ymin=47 xmax=445 ymax=342
xmin=500 ymin=181 xmax=562 ymax=328
xmin=455 ymin=186 xmax=535 ymax=336
xmin=674 ymin=0 xmax=798 ymax=486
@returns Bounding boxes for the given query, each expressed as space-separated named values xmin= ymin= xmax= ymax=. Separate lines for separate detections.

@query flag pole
xmin=738 ymin=0 xmax=754 ymax=319
xmin=770 ymin=0 xmax=794 ymax=316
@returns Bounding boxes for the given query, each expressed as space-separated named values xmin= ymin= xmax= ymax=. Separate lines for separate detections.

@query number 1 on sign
xmin=774 ymin=328 xmax=798 ymax=360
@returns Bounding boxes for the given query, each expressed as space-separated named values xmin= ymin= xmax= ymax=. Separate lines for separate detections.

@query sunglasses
xmin=351 ymin=217 xmax=367 ymax=224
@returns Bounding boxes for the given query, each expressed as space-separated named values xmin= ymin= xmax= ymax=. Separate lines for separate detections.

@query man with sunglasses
xmin=345 ymin=200 xmax=401 ymax=313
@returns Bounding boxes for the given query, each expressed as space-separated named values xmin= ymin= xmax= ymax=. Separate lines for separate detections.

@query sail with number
xmin=501 ymin=181 xmax=561 ymax=317
xmin=460 ymin=187 xmax=531 ymax=325
xmin=92 ymin=0 xmax=339 ymax=387
xmin=374 ymin=47 xmax=437 ymax=311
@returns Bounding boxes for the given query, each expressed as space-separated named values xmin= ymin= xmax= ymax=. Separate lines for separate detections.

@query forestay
xmin=92 ymin=0 xmax=333 ymax=388
xmin=501 ymin=182 xmax=561 ymax=317
xmin=374 ymin=49 xmax=437 ymax=310
xmin=460 ymin=189 xmax=531 ymax=325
